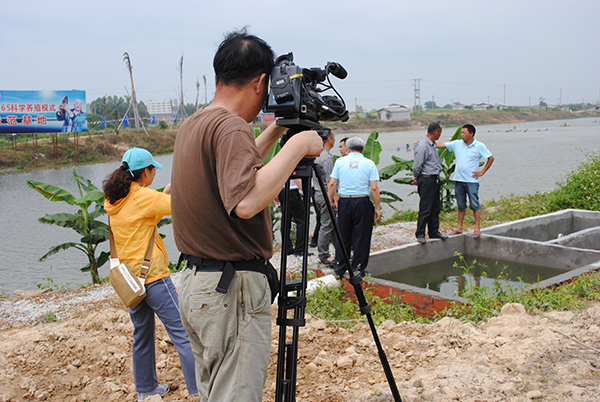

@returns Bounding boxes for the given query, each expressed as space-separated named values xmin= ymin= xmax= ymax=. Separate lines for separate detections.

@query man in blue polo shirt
xmin=328 ymin=137 xmax=381 ymax=277
xmin=437 ymin=124 xmax=494 ymax=238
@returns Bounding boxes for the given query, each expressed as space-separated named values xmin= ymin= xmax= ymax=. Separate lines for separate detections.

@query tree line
xmin=87 ymin=96 xmax=206 ymax=129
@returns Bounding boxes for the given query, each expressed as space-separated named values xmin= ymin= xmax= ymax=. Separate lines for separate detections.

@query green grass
xmin=305 ymin=277 xmax=430 ymax=328
xmin=436 ymin=256 xmax=600 ymax=324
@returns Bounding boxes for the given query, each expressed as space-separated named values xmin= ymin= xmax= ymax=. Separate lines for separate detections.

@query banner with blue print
xmin=0 ymin=90 xmax=88 ymax=134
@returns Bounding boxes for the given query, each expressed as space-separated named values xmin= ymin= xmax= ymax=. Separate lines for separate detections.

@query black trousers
xmin=311 ymin=187 xmax=321 ymax=244
xmin=416 ymin=176 xmax=441 ymax=237
xmin=278 ymin=188 xmax=307 ymax=254
xmin=335 ymin=197 xmax=374 ymax=274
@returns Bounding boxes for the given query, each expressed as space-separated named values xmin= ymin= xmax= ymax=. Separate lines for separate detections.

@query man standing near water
xmin=412 ymin=122 xmax=448 ymax=244
xmin=437 ymin=124 xmax=494 ymax=238
xmin=328 ymin=136 xmax=381 ymax=278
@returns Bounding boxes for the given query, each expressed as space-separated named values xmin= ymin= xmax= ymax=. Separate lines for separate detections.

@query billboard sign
xmin=0 ymin=90 xmax=88 ymax=134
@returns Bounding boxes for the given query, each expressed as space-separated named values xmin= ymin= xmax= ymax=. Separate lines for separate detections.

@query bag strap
xmin=108 ymin=217 xmax=156 ymax=279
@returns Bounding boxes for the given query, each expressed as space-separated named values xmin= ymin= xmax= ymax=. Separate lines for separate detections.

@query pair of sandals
xmin=450 ymin=229 xmax=481 ymax=238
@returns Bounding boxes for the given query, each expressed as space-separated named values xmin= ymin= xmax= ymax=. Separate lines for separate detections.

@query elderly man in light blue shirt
xmin=437 ymin=123 xmax=494 ymax=238
xmin=328 ymin=136 xmax=381 ymax=277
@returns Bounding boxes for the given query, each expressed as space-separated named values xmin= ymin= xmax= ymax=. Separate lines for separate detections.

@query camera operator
xmin=171 ymin=29 xmax=323 ymax=402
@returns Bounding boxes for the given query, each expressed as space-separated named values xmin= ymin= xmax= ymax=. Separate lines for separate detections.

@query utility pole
xmin=203 ymin=75 xmax=207 ymax=106
xmin=503 ymin=84 xmax=506 ymax=106
xmin=413 ymin=78 xmax=421 ymax=111
xmin=559 ymin=88 xmax=562 ymax=106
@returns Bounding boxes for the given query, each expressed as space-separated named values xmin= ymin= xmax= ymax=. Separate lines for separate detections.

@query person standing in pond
xmin=103 ymin=148 xmax=198 ymax=402
xmin=412 ymin=122 xmax=448 ymax=244
xmin=437 ymin=124 xmax=495 ymax=238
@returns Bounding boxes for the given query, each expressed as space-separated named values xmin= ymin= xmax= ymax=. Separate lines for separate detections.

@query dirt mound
xmin=0 ymin=298 xmax=599 ymax=401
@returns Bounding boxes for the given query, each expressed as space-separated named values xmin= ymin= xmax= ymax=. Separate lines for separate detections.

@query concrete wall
xmin=466 ymin=234 xmax=600 ymax=269
xmin=547 ymin=226 xmax=600 ymax=250
xmin=482 ymin=209 xmax=600 ymax=242
xmin=364 ymin=209 xmax=600 ymax=317
xmin=369 ymin=230 xmax=600 ymax=276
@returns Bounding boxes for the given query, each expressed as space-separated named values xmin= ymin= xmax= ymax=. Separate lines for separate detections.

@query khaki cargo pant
xmin=179 ymin=269 xmax=272 ymax=402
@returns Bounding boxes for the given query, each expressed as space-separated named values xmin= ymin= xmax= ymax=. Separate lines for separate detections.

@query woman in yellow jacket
xmin=103 ymin=148 xmax=197 ymax=402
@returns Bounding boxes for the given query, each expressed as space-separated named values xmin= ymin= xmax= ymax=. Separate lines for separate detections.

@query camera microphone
xmin=326 ymin=62 xmax=348 ymax=80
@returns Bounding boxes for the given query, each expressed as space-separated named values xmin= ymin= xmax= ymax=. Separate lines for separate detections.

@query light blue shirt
xmin=330 ymin=152 xmax=379 ymax=195
xmin=446 ymin=139 xmax=492 ymax=183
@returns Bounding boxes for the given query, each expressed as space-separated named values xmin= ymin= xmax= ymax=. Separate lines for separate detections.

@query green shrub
xmin=548 ymin=152 xmax=600 ymax=211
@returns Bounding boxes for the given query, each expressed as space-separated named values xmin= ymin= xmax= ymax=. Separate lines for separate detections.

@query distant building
xmin=255 ymin=111 xmax=276 ymax=123
xmin=377 ymin=104 xmax=411 ymax=121
xmin=473 ymin=103 xmax=505 ymax=110
xmin=146 ymin=99 xmax=178 ymax=119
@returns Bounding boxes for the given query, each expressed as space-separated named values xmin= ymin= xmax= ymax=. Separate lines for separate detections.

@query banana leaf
xmin=27 ymin=181 xmax=76 ymax=205
xmin=364 ymin=131 xmax=382 ymax=165
xmin=73 ymin=190 xmax=105 ymax=209
xmin=39 ymin=242 xmax=82 ymax=261
xmin=380 ymin=190 xmax=403 ymax=203
xmin=71 ymin=166 xmax=100 ymax=193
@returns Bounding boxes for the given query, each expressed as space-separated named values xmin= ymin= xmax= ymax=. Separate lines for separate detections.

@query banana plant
xmin=437 ymin=126 xmax=462 ymax=211
xmin=27 ymin=167 xmax=109 ymax=284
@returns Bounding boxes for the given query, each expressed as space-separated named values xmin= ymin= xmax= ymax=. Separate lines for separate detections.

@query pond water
xmin=1 ymin=117 xmax=599 ymax=294
xmin=374 ymin=255 xmax=565 ymax=297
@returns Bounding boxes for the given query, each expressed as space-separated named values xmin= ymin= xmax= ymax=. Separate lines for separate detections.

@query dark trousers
xmin=416 ymin=176 xmax=441 ymax=237
xmin=278 ymin=188 xmax=307 ymax=254
xmin=335 ymin=197 xmax=374 ymax=274
xmin=311 ymin=187 xmax=321 ymax=244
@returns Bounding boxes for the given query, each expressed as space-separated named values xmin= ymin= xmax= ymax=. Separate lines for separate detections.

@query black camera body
xmin=265 ymin=53 xmax=349 ymax=138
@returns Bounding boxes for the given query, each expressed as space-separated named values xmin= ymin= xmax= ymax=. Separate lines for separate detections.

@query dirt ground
xmin=1 ymin=222 xmax=599 ymax=401
xmin=0 ymin=293 xmax=599 ymax=402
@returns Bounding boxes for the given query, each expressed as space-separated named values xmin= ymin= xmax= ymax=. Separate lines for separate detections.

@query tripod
xmin=275 ymin=152 xmax=402 ymax=402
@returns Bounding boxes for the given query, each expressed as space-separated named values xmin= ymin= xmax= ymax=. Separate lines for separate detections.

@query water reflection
xmin=375 ymin=255 xmax=565 ymax=297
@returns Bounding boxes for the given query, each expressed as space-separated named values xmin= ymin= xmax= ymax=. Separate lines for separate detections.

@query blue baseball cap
xmin=122 ymin=148 xmax=163 ymax=172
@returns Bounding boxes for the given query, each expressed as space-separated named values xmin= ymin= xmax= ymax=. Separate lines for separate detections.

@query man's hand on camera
xmin=288 ymin=130 xmax=323 ymax=158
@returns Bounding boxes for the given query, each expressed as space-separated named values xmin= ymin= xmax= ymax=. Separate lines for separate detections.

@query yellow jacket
xmin=104 ymin=182 xmax=171 ymax=284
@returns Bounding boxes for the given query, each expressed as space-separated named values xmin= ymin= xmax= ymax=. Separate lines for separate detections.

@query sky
xmin=2 ymin=0 xmax=599 ymax=112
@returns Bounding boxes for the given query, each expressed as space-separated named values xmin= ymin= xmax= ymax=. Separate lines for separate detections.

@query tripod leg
xmin=312 ymin=163 xmax=403 ymax=402
xmin=275 ymin=173 xmax=312 ymax=402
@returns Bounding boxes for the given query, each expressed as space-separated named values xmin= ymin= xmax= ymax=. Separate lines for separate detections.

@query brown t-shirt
xmin=171 ymin=107 xmax=273 ymax=261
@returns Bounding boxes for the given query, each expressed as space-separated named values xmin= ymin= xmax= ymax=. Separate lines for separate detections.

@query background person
xmin=313 ymin=129 xmax=337 ymax=266
xmin=437 ymin=123 xmax=495 ymax=238
xmin=277 ymin=178 xmax=311 ymax=256
xmin=328 ymin=136 xmax=381 ymax=278
xmin=412 ymin=122 xmax=448 ymax=244
xmin=103 ymin=147 xmax=198 ymax=402
xmin=171 ymin=29 xmax=322 ymax=402
xmin=339 ymin=136 xmax=349 ymax=156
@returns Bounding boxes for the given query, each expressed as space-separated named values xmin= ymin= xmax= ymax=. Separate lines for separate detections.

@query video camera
xmin=265 ymin=53 xmax=349 ymax=141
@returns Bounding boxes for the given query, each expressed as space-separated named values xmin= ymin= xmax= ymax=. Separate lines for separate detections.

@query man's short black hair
xmin=428 ymin=122 xmax=442 ymax=134
xmin=340 ymin=137 xmax=348 ymax=144
xmin=462 ymin=123 xmax=476 ymax=136
xmin=213 ymin=28 xmax=275 ymax=87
